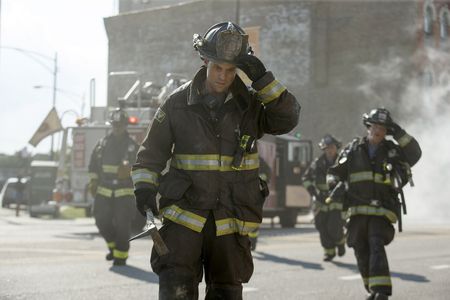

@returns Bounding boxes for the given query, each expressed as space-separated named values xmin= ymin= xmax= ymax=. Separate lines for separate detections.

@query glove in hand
xmin=236 ymin=54 xmax=266 ymax=82
xmin=389 ymin=121 xmax=403 ymax=138
xmin=134 ymin=189 xmax=158 ymax=217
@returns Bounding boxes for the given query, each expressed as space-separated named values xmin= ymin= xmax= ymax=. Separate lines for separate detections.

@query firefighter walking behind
xmin=328 ymin=108 xmax=421 ymax=299
xmin=88 ymin=109 xmax=139 ymax=266
xmin=131 ymin=21 xmax=300 ymax=299
xmin=303 ymin=134 xmax=346 ymax=261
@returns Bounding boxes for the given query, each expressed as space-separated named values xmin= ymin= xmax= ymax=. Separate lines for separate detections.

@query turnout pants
xmin=151 ymin=213 xmax=254 ymax=300
xmin=94 ymin=194 xmax=135 ymax=260
xmin=347 ymin=215 xmax=395 ymax=296
xmin=314 ymin=209 xmax=345 ymax=256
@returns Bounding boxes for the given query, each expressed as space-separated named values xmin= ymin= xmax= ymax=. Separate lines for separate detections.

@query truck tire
xmin=280 ymin=209 xmax=298 ymax=228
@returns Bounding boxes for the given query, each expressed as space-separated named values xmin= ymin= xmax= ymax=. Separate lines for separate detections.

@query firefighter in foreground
xmin=131 ymin=21 xmax=300 ymax=299
xmin=303 ymin=134 xmax=346 ymax=261
xmin=88 ymin=109 xmax=139 ymax=266
xmin=328 ymin=108 xmax=421 ymax=300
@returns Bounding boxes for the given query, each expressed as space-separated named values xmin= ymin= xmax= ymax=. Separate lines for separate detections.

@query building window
xmin=440 ymin=9 xmax=449 ymax=39
xmin=424 ymin=3 xmax=435 ymax=35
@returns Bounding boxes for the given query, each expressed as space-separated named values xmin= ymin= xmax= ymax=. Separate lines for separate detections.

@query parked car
xmin=0 ymin=177 xmax=30 ymax=208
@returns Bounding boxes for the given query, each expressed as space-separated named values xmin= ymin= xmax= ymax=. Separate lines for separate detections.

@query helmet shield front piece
xmin=193 ymin=22 xmax=251 ymax=64
xmin=362 ymin=108 xmax=393 ymax=130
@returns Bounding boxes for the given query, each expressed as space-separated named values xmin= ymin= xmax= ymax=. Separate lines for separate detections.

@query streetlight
xmin=1 ymin=46 xmax=58 ymax=158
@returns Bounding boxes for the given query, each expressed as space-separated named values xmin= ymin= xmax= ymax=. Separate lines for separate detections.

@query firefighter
xmin=328 ymin=108 xmax=421 ymax=299
xmin=303 ymin=134 xmax=346 ymax=261
xmin=248 ymin=155 xmax=271 ymax=251
xmin=88 ymin=109 xmax=139 ymax=266
xmin=132 ymin=21 xmax=300 ymax=299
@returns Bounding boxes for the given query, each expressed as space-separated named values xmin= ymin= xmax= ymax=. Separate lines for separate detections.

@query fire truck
xmin=56 ymin=74 xmax=313 ymax=228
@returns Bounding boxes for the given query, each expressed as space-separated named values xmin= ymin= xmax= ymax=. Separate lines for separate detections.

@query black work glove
xmin=134 ymin=189 xmax=158 ymax=217
xmin=389 ymin=121 xmax=403 ymax=139
xmin=236 ymin=54 xmax=267 ymax=82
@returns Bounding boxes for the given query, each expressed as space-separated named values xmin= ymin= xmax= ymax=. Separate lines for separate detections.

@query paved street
xmin=1 ymin=207 xmax=449 ymax=300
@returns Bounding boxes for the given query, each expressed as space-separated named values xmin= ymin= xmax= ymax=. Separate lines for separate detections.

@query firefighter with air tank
xmin=303 ymin=134 xmax=346 ymax=261
xmin=327 ymin=108 xmax=421 ymax=300
xmin=88 ymin=109 xmax=141 ymax=266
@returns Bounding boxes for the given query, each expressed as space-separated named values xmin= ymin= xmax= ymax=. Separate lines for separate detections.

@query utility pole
xmin=50 ymin=52 xmax=58 ymax=160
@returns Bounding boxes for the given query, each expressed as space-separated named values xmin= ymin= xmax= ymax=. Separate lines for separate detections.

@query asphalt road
xmin=1 ymin=207 xmax=449 ymax=300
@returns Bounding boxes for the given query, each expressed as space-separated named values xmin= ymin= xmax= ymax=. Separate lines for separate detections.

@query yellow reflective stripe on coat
xmin=102 ymin=164 xmax=119 ymax=174
xmin=131 ymin=169 xmax=159 ymax=186
xmin=256 ymin=79 xmax=287 ymax=105
xmin=349 ymin=171 xmax=373 ymax=183
xmin=348 ymin=205 xmax=397 ymax=223
xmin=97 ymin=186 xmax=113 ymax=197
xmin=107 ymin=241 xmax=116 ymax=249
xmin=161 ymin=205 xmax=206 ymax=232
xmin=316 ymin=183 xmax=328 ymax=191
xmin=320 ymin=202 xmax=343 ymax=212
xmin=324 ymin=247 xmax=336 ymax=255
xmin=215 ymin=218 xmax=260 ymax=236
xmin=89 ymin=172 xmax=98 ymax=180
xmin=303 ymin=180 xmax=312 ymax=189
xmin=368 ymin=276 xmax=392 ymax=288
xmin=113 ymin=249 xmax=128 ymax=259
xmin=171 ymin=153 xmax=259 ymax=171
xmin=397 ymin=133 xmax=412 ymax=147
xmin=115 ymin=188 xmax=134 ymax=198
xmin=350 ymin=172 xmax=391 ymax=185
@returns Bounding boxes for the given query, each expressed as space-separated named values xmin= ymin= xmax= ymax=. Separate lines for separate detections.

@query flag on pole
xmin=28 ymin=108 xmax=63 ymax=147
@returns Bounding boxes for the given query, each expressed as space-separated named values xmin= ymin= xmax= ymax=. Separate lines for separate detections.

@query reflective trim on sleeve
xmin=97 ymin=186 xmax=113 ymax=198
xmin=397 ymin=133 xmax=412 ymax=147
xmin=161 ymin=205 xmax=207 ymax=233
xmin=88 ymin=172 xmax=98 ymax=180
xmin=215 ymin=218 xmax=260 ymax=236
xmin=171 ymin=153 xmax=259 ymax=172
xmin=113 ymin=249 xmax=128 ymax=259
xmin=114 ymin=188 xmax=134 ymax=198
xmin=248 ymin=229 xmax=259 ymax=238
xmin=131 ymin=169 xmax=159 ymax=187
xmin=320 ymin=202 xmax=343 ymax=212
xmin=348 ymin=205 xmax=397 ymax=223
xmin=368 ymin=276 xmax=392 ymax=288
xmin=256 ymin=79 xmax=287 ymax=105
xmin=102 ymin=164 xmax=119 ymax=174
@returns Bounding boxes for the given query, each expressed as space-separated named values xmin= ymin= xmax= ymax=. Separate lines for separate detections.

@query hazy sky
xmin=0 ymin=0 xmax=115 ymax=155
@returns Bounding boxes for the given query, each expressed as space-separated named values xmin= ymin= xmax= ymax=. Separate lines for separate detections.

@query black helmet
xmin=362 ymin=108 xmax=393 ymax=129
xmin=318 ymin=134 xmax=341 ymax=150
xmin=193 ymin=21 xmax=252 ymax=64
xmin=108 ymin=109 xmax=129 ymax=126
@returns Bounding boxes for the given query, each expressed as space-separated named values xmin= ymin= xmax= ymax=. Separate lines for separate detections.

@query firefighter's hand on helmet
xmin=236 ymin=54 xmax=267 ymax=82
xmin=389 ymin=121 xmax=404 ymax=138
xmin=88 ymin=179 xmax=98 ymax=197
xmin=134 ymin=188 xmax=158 ymax=217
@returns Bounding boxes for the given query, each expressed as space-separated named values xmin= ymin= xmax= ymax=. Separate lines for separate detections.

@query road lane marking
xmin=243 ymin=287 xmax=258 ymax=293
xmin=339 ymin=274 xmax=361 ymax=280
xmin=431 ymin=265 xmax=450 ymax=270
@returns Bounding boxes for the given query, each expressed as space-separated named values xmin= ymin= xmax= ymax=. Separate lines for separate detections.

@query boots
xmin=323 ymin=253 xmax=335 ymax=261
xmin=366 ymin=292 xmax=388 ymax=300
xmin=337 ymin=244 xmax=346 ymax=257
xmin=113 ymin=258 xmax=127 ymax=266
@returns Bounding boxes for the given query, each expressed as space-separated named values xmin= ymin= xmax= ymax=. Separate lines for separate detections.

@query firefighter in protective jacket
xmin=132 ymin=21 xmax=300 ymax=299
xmin=303 ymin=134 xmax=346 ymax=261
xmin=88 ymin=109 xmax=139 ymax=266
xmin=328 ymin=108 xmax=421 ymax=300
